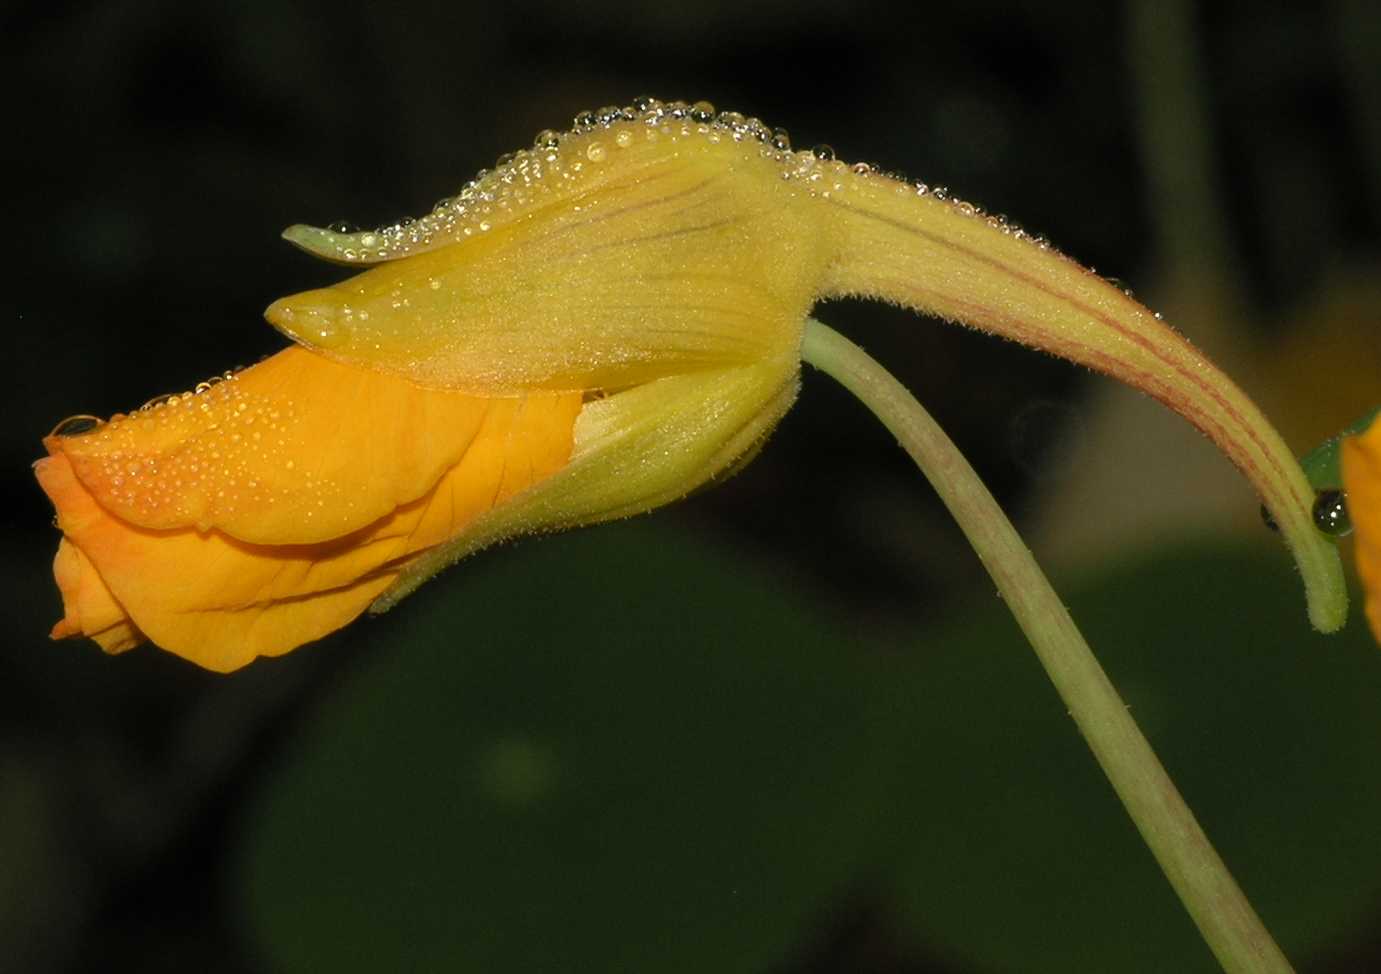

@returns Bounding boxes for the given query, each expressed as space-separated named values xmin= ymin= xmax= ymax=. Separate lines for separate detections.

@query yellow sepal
xmin=372 ymin=350 xmax=799 ymax=611
xmin=267 ymin=127 xmax=828 ymax=395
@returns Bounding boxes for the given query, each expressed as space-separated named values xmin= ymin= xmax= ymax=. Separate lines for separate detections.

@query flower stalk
xmin=800 ymin=317 xmax=1294 ymax=974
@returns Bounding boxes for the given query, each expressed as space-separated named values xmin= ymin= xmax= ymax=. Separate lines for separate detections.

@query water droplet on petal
xmin=50 ymin=415 xmax=102 ymax=437
xmin=141 ymin=393 xmax=178 ymax=411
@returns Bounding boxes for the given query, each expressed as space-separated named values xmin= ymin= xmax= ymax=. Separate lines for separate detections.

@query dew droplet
xmin=586 ymin=142 xmax=606 ymax=162
xmin=50 ymin=415 xmax=102 ymax=438
xmin=1313 ymin=488 xmax=1351 ymax=536
xmin=812 ymin=144 xmax=835 ymax=161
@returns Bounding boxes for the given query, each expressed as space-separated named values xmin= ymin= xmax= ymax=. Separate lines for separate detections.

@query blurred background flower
xmin=1344 ymin=416 xmax=1381 ymax=646
xmin=4 ymin=1 xmax=1380 ymax=971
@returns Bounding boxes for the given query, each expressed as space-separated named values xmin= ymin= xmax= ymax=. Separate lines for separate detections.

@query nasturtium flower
xmin=36 ymin=97 xmax=1345 ymax=671
xmin=1342 ymin=411 xmax=1381 ymax=644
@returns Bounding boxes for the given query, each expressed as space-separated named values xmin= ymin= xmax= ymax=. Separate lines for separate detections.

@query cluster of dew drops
xmin=50 ymin=369 xmax=246 ymax=440
xmin=46 ymin=363 xmax=350 ymax=529
xmin=47 ymin=98 xmax=1169 ymax=445
xmin=315 ymin=95 xmax=1059 ymax=264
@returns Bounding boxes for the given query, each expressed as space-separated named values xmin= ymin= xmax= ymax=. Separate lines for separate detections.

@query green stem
xmin=800 ymin=318 xmax=1293 ymax=974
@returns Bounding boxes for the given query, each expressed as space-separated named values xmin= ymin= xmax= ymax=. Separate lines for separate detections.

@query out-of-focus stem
xmin=1126 ymin=0 xmax=1245 ymax=317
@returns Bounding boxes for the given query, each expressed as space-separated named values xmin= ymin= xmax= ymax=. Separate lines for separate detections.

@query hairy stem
xmin=800 ymin=317 xmax=1293 ymax=974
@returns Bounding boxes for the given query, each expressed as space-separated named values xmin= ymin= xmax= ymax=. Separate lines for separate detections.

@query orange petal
xmin=36 ymin=384 xmax=580 ymax=672
xmin=49 ymin=539 xmax=144 ymax=654
xmin=1343 ymin=423 xmax=1381 ymax=644
xmin=47 ymin=347 xmax=504 ymax=545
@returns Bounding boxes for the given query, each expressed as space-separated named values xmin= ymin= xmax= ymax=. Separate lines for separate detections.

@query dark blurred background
xmin=5 ymin=1 xmax=1381 ymax=971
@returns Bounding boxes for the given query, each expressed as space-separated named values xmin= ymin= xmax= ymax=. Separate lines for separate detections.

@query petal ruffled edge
xmin=49 ymin=538 xmax=144 ymax=654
